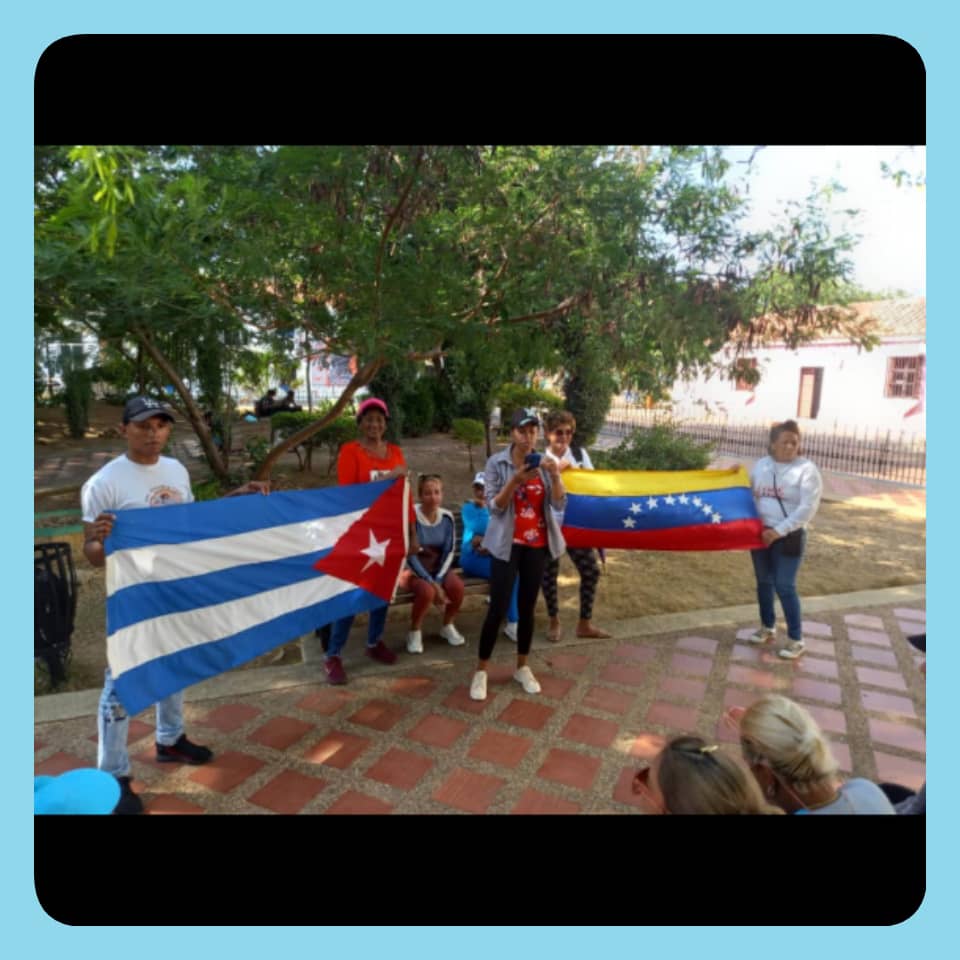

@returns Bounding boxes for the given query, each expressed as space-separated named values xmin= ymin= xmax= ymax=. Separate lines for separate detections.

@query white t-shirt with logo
xmin=81 ymin=454 xmax=194 ymax=520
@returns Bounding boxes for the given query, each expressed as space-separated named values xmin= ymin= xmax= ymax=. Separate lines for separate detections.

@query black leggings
xmin=479 ymin=544 xmax=547 ymax=660
xmin=542 ymin=547 xmax=601 ymax=621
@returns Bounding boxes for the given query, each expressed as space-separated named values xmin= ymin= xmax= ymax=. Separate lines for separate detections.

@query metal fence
xmin=603 ymin=405 xmax=926 ymax=487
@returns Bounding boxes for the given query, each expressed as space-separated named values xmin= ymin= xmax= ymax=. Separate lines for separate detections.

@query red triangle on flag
xmin=313 ymin=477 xmax=409 ymax=601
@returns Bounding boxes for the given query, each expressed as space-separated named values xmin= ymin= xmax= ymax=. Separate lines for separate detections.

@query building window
xmin=885 ymin=356 xmax=924 ymax=398
xmin=797 ymin=367 xmax=823 ymax=419
xmin=734 ymin=358 xmax=757 ymax=391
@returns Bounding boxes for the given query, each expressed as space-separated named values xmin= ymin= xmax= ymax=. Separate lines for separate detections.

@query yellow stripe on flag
xmin=562 ymin=467 xmax=752 ymax=497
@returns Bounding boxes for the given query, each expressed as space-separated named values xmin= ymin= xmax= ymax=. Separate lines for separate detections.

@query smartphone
xmin=524 ymin=452 xmax=542 ymax=469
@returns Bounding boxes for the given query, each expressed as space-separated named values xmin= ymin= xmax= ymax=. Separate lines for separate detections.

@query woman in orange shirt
xmin=323 ymin=397 xmax=408 ymax=685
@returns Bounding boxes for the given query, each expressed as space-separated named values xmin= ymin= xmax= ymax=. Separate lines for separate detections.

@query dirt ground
xmin=35 ymin=403 xmax=927 ymax=695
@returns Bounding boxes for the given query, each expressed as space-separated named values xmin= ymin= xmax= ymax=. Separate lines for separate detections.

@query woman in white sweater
xmin=748 ymin=419 xmax=822 ymax=659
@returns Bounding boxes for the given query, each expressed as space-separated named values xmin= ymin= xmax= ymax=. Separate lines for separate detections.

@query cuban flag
xmin=561 ymin=467 xmax=764 ymax=551
xmin=105 ymin=477 xmax=409 ymax=715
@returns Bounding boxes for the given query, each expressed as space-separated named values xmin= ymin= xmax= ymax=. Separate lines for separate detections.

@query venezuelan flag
xmin=561 ymin=467 xmax=764 ymax=551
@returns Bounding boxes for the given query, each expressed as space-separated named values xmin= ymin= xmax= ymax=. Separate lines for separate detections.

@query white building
xmin=668 ymin=298 xmax=925 ymax=435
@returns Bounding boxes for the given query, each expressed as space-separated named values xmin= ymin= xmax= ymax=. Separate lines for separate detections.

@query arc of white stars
xmin=692 ymin=496 xmax=702 ymax=507
xmin=622 ymin=516 xmax=637 ymax=529
xmin=629 ymin=502 xmax=643 ymax=514
xmin=678 ymin=494 xmax=689 ymax=504
xmin=701 ymin=503 xmax=713 ymax=515
xmin=646 ymin=496 xmax=659 ymax=509
xmin=664 ymin=494 xmax=676 ymax=505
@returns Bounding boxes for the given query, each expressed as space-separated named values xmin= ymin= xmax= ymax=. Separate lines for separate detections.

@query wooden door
xmin=797 ymin=367 xmax=823 ymax=419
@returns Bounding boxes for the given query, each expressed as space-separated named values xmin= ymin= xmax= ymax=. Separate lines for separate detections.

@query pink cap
xmin=356 ymin=397 xmax=389 ymax=422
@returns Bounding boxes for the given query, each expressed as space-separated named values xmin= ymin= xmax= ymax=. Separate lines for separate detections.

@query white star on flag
xmin=622 ymin=516 xmax=637 ymax=528
xmin=692 ymin=496 xmax=702 ymax=507
xmin=711 ymin=513 xmax=722 ymax=524
xmin=360 ymin=529 xmax=391 ymax=572
xmin=629 ymin=502 xmax=643 ymax=514
xmin=701 ymin=503 xmax=713 ymax=515
xmin=646 ymin=497 xmax=659 ymax=509
xmin=678 ymin=494 xmax=689 ymax=504
xmin=664 ymin=495 xmax=676 ymax=505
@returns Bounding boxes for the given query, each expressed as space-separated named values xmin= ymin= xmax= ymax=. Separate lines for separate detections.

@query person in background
xmin=748 ymin=419 xmax=823 ymax=659
xmin=461 ymin=471 xmax=519 ymax=642
xmin=279 ymin=389 xmax=302 ymax=413
xmin=255 ymin=388 xmax=278 ymax=419
xmin=82 ymin=396 xmax=269 ymax=814
xmin=540 ymin=409 xmax=610 ymax=643
xmin=397 ymin=474 xmax=466 ymax=653
xmin=470 ymin=408 xmax=566 ymax=702
xmin=632 ymin=735 xmax=782 ymax=815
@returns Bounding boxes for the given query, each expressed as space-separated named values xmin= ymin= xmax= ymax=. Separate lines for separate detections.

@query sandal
xmin=547 ymin=621 xmax=562 ymax=644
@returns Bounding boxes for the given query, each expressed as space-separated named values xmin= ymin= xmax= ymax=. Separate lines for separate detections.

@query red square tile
xmin=669 ymin=653 xmax=713 ymax=677
xmin=248 ymin=770 xmax=327 ymax=814
xmin=485 ymin=663 xmax=518 ymax=686
xmin=347 ymin=699 xmax=409 ymax=732
xmin=629 ymin=732 xmax=668 ymax=760
xmin=801 ymin=620 xmax=833 ymax=637
xmin=827 ymin=739 xmax=852 ymax=773
xmin=847 ymin=627 xmax=892 ymax=647
xmin=612 ymin=764 xmax=650 ymax=810
xmin=645 ymin=700 xmax=699 ymax=732
xmin=792 ymin=677 xmax=843 ymax=705
xmin=406 ymin=713 xmax=469 ymax=749
xmin=898 ymin=620 xmax=923 ymax=637
xmin=796 ymin=657 xmax=839 ymax=679
xmin=88 ymin=718 xmax=154 ymax=744
xmin=390 ymin=676 xmax=439 ymax=700
xmin=443 ymin=685 xmax=498 ymax=714
xmin=498 ymin=699 xmax=555 ymax=730
xmin=144 ymin=794 xmax=206 ymax=815
xmin=197 ymin=703 xmax=263 ymax=732
xmin=247 ymin=716 xmax=315 ymax=751
xmin=727 ymin=664 xmax=786 ymax=690
xmin=433 ymin=768 xmax=506 ymax=813
xmin=325 ymin=790 xmax=394 ymax=815
xmin=731 ymin=643 xmax=763 ymax=662
xmin=538 ymin=674 xmax=577 ymax=700
xmin=845 ymin=613 xmax=885 ymax=630
xmin=561 ymin=713 xmax=620 ymax=749
xmin=801 ymin=637 xmax=837 ymax=658
xmin=543 ymin=653 xmax=592 ymax=674
xmin=856 ymin=666 xmax=908 ymax=691
xmin=296 ymin=688 xmax=356 ymax=715
xmin=860 ymin=689 xmax=917 ymax=718
xmin=872 ymin=751 xmax=926 ymax=791
xmin=35 ymin=751 xmax=89 ymax=776
xmin=612 ymin=643 xmax=657 ymax=663
xmin=599 ymin=663 xmax=647 ymax=686
xmin=851 ymin=645 xmax=898 ymax=667
xmin=676 ymin=636 xmax=719 ymax=656
xmin=722 ymin=687 xmax=759 ymax=710
xmin=468 ymin=730 xmax=534 ymax=769
xmin=511 ymin=789 xmax=581 ymax=814
xmin=303 ymin=731 xmax=371 ymax=769
xmin=581 ymin=684 xmax=635 ymax=716
xmin=658 ymin=676 xmax=708 ymax=702
xmin=365 ymin=747 xmax=434 ymax=790
xmin=189 ymin=750 xmax=266 ymax=793
xmin=805 ymin=704 xmax=846 ymax=735
xmin=893 ymin=607 xmax=924 ymax=622
xmin=537 ymin=748 xmax=602 ymax=791
xmin=868 ymin=719 xmax=926 ymax=754
xmin=34 ymin=739 xmax=46 ymax=752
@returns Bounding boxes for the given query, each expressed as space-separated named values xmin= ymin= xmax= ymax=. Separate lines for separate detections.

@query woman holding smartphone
xmin=470 ymin=408 xmax=567 ymax=701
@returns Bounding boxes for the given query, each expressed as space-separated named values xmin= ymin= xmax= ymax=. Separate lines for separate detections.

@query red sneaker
xmin=365 ymin=641 xmax=397 ymax=665
xmin=324 ymin=655 xmax=348 ymax=685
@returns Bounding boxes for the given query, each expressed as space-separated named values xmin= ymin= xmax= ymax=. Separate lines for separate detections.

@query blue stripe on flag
xmin=106 ymin=549 xmax=333 ymax=635
xmin=106 ymin=480 xmax=393 ymax=553
xmin=564 ymin=486 xmax=756 ymax=532
xmin=112 ymin=587 xmax=385 ymax=716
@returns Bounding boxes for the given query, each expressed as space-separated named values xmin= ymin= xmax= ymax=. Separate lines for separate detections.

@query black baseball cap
xmin=123 ymin=396 xmax=175 ymax=424
xmin=511 ymin=407 xmax=540 ymax=429
xmin=906 ymin=633 xmax=926 ymax=653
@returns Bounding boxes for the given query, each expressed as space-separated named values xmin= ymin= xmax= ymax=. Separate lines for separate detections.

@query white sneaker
xmin=440 ymin=623 xmax=466 ymax=647
xmin=503 ymin=622 xmax=518 ymax=643
xmin=406 ymin=630 xmax=423 ymax=654
xmin=748 ymin=626 xmax=776 ymax=644
xmin=778 ymin=641 xmax=806 ymax=660
xmin=514 ymin=665 xmax=541 ymax=694
xmin=469 ymin=670 xmax=488 ymax=701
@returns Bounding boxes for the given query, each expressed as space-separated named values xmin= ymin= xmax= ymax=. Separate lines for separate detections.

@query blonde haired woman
xmin=736 ymin=695 xmax=895 ymax=815
xmin=632 ymin=735 xmax=782 ymax=815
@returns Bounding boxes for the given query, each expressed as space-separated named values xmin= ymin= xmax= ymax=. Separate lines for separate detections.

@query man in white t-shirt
xmin=81 ymin=396 xmax=268 ymax=814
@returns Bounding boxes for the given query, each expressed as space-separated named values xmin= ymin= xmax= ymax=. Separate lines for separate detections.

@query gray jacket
xmin=481 ymin=446 xmax=566 ymax=561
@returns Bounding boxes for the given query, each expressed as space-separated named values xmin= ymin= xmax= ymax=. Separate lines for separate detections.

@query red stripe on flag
xmin=562 ymin=518 xmax=764 ymax=551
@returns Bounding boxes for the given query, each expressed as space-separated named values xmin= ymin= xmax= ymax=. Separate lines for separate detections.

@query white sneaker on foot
xmin=440 ymin=623 xmax=466 ymax=646
xmin=406 ymin=630 xmax=423 ymax=654
xmin=503 ymin=622 xmax=518 ymax=643
xmin=469 ymin=670 xmax=488 ymax=701
xmin=778 ymin=640 xmax=806 ymax=660
xmin=749 ymin=626 xmax=776 ymax=644
xmin=514 ymin=665 xmax=541 ymax=694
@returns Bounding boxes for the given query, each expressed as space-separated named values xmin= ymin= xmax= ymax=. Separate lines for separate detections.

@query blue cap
xmin=34 ymin=768 xmax=121 ymax=815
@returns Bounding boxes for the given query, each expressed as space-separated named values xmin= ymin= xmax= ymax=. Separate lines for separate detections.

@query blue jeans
xmin=461 ymin=551 xmax=520 ymax=623
xmin=327 ymin=604 xmax=388 ymax=658
xmin=750 ymin=532 xmax=806 ymax=641
xmin=97 ymin=667 xmax=184 ymax=778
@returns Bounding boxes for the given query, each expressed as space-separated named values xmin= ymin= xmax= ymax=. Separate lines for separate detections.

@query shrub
xmin=497 ymin=383 xmax=564 ymax=435
xmin=592 ymin=423 xmax=714 ymax=471
xmin=271 ymin=406 xmax=356 ymax=473
xmin=451 ymin=418 xmax=486 ymax=473
xmin=63 ymin=369 xmax=93 ymax=439
xmin=398 ymin=378 xmax=436 ymax=437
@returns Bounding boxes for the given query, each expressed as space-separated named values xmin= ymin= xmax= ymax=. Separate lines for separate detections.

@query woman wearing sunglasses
xmin=540 ymin=410 xmax=610 ymax=643
xmin=733 ymin=694 xmax=895 ymax=814
xmin=632 ymin=735 xmax=782 ymax=815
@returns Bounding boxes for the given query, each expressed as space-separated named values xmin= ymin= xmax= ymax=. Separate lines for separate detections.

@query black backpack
xmin=35 ymin=542 xmax=78 ymax=687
